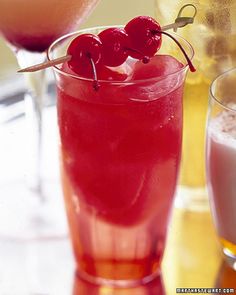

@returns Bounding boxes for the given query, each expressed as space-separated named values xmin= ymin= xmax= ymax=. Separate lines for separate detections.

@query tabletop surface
xmin=1 ymin=206 xmax=236 ymax=295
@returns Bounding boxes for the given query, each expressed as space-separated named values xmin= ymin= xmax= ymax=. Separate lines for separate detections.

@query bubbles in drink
xmin=210 ymin=106 xmax=236 ymax=143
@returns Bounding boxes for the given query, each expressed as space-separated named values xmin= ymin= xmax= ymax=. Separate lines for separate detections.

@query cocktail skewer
xmin=18 ymin=55 xmax=71 ymax=73
xmin=18 ymin=4 xmax=197 ymax=73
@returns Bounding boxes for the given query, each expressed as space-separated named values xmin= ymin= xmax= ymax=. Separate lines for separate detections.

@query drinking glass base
xmin=175 ymin=185 xmax=210 ymax=212
xmin=76 ymin=267 xmax=161 ymax=288
xmin=223 ymin=248 xmax=236 ymax=270
xmin=0 ymin=179 xmax=68 ymax=241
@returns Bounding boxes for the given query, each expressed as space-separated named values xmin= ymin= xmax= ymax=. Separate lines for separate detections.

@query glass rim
xmin=47 ymin=25 xmax=194 ymax=85
xmin=210 ymin=67 xmax=236 ymax=113
xmin=195 ymin=2 xmax=236 ymax=9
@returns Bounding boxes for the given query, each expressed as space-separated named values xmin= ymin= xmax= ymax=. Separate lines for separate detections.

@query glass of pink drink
xmin=0 ymin=0 xmax=99 ymax=189
xmin=0 ymin=0 xmax=99 ymax=53
xmin=0 ymin=0 xmax=99 ymax=239
xmin=206 ymin=68 xmax=236 ymax=268
xmin=48 ymin=27 xmax=193 ymax=286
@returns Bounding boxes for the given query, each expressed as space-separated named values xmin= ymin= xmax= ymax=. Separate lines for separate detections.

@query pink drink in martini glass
xmin=0 ymin=0 xmax=99 ymax=52
xmin=0 ymin=0 xmax=99 ymax=239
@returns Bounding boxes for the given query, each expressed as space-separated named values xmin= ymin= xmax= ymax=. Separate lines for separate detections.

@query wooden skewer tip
xmin=18 ymin=55 xmax=71 ymax=73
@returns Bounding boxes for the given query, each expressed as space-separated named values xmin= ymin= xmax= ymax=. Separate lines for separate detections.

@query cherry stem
xmin=125 ymin=47 xmax=150 ymax=64
xmin=87 ymin=53 xmax=100 ymax=91
xmin=153 ymin=30 xmax=196 ymax=72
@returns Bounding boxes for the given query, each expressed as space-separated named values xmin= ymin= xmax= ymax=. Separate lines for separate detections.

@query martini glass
xmin=0 ymin=0 xmax=99 ymax=240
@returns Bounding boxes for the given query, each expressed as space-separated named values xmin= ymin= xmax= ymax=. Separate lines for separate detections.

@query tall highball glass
xmin=206 ymin=68 xmax=236 ymax=269
xmin=48 ymin=27 xmax=194 ymax=286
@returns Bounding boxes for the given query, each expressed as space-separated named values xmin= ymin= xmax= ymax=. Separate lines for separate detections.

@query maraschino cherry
xmin=67 ymin=33 xmax=102 ymax=90
xmin=125 ymin=16 xmax=162 ymax=59
xmin=98 ymin=28 xmax=129 ymax=67
xmin=65 ymin=16 xmax=195 ymax=91
xmin=125 ymin=16 xmax=195 ymax=72
xmin=18 ymin=8 xmax=197 ymax=78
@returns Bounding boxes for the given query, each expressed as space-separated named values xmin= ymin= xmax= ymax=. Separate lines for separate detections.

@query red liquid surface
xmin=58 ymin=56 xmax=184 ymax=281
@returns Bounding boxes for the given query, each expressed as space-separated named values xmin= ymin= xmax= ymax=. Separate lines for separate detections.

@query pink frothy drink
xmin=206 ymin=68 xmax=236 ymax=265
xmin=208 ymin=112 xmax=236 ymax=242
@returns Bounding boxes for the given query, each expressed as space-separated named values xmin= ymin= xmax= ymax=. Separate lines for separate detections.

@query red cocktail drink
xmin=48 ymin=27 xmax=193 ymax=286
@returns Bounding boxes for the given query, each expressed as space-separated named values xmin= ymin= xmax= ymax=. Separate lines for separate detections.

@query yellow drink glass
xmin=156 ymin=0 xmax=236 ymax=209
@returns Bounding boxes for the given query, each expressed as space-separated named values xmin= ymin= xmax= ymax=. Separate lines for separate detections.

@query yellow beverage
xmin=180 ymin=75 xmax=210 ymax=186
xmin=156 ymin=1 xmax=236 ymax=196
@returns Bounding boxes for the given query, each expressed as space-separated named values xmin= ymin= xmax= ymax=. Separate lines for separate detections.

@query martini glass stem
xmin=16 ymin=50 xmax=47 ymax=200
